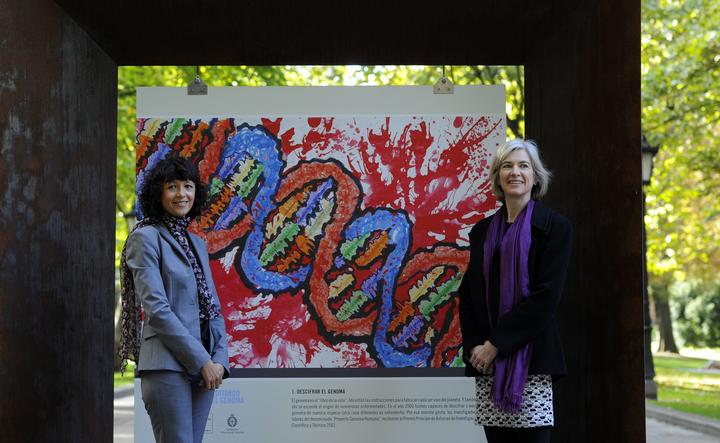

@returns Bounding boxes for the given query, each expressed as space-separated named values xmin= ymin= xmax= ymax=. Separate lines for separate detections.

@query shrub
xmin=672 ymin=282 xmax=720 ymax=348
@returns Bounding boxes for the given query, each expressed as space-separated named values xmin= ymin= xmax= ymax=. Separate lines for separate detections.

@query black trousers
xmin=483 ymin=425 xmax=552 ymax=443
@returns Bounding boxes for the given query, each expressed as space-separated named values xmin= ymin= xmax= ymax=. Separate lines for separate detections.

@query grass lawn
xmin=114 ymin=362 xmax=136 ymax=389
xmin=649 ymin=352 xmax=720 ymax=421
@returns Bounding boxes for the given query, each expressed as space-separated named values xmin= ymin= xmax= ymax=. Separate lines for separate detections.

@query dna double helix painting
xmin=135 ymin=114 xmax=503 ymax=369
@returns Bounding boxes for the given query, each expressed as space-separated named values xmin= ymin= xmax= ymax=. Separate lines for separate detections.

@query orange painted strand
xmin=356 ymin=231 xmax=388 ymax=267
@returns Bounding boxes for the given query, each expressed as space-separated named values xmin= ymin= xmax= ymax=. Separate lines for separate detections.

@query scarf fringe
xmin=494 ymin=392 xmax=524 ymax=414
xmin=118 ymin=218 xmax=155 ymax=376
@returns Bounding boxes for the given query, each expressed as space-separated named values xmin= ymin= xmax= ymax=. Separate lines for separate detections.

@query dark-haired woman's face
xmin=161 ymin=180 xmax=196 ymax=217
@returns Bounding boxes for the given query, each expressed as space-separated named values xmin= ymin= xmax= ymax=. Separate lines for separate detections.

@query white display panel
xmin=134 ymin=84 xmax=504 ymax=442
xmin=137 ymin=85 xmax=505 ymax=117
xmin=134 ymin=377 xmax=487 ymax=442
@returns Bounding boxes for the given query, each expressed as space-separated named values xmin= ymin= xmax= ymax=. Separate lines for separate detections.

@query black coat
xmin=458 ymin=200 xmax=572 ymax=379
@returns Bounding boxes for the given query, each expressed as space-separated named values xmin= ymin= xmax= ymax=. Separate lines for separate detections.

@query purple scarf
xmin=482 ymin=200 xmax=535 ymax=413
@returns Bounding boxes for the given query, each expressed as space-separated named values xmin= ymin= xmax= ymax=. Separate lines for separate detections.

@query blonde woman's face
xmin=498 ymin=149 xmax=535 ymax=201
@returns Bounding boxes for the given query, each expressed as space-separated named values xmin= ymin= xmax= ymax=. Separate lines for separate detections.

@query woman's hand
xmin=469 ymin=341 xmax=499 ymax=375
xmin=201 ymin=360 xmax=225 ymax=390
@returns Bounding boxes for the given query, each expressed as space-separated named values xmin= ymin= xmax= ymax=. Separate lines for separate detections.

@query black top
xmin=458 ymin=201 xmax=573 ymax=379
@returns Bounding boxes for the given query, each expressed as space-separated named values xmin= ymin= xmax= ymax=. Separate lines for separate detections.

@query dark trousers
xmin=483 ymin=425 xmax=552 ymax=443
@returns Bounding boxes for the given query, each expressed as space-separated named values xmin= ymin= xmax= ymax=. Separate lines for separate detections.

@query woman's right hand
xmin=201 ymin=360 xmax=225 ymax=390
xmin=469 ymin=341 xmax=498 ymax=375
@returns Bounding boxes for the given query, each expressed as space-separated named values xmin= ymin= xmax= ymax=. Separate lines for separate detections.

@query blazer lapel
xmin=157 ymin=225 xmax=192 ymax=266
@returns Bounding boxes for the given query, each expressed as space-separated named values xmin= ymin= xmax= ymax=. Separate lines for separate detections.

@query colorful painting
xmin=135 ymin=115 xmax=503 ymax=369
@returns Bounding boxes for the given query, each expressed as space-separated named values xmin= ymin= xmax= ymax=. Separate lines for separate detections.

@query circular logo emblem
xmin=227 ymin=414 xmax=238 ymax=428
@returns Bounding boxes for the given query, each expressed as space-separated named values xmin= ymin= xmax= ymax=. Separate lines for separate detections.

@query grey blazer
xmin=126 ymin=224 xmax=230 ymax=376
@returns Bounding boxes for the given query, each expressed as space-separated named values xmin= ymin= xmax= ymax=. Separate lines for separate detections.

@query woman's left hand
xmin=469 ymin=341 xmax=499 ymax=375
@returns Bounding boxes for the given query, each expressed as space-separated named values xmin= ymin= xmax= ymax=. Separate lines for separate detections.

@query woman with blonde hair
xmin=459 ymin=139 xmax=572 ymax=442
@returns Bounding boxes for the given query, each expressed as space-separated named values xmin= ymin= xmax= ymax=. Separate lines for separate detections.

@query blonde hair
xmin=490 ymin=139 xmax=552 ymax=201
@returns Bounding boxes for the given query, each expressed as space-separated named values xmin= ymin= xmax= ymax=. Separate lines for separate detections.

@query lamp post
xmin=641 ymin=134 xmax=659 ymax=399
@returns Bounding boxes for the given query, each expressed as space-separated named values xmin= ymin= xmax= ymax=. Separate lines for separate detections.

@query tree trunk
xmin=654 ymin=300 xmax=679 ymax=353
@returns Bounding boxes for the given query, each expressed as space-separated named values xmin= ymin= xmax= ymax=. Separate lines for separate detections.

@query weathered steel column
xmin=525 ymin=1 xmax=644 ymax=441
xmin=0 ymin=0 xmax=117 ymax=441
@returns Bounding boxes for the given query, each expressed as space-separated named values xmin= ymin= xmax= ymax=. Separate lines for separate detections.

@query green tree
xmin=642 ymin=0 xmax=720 ymax=351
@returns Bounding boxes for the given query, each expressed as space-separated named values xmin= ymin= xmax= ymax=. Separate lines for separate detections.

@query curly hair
xmin=139 ymin=156 xmax=207 ymax=220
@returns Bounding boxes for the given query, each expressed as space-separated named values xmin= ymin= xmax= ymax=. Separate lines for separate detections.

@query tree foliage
xmin=643 ymin=0 xmax=720 ymax=286
xmin=642 ymin=0 xmax=720 ymax=349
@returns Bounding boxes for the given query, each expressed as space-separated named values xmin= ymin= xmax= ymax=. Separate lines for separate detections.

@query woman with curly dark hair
xmin=118 ymin=156 xmax=229 ymax=443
